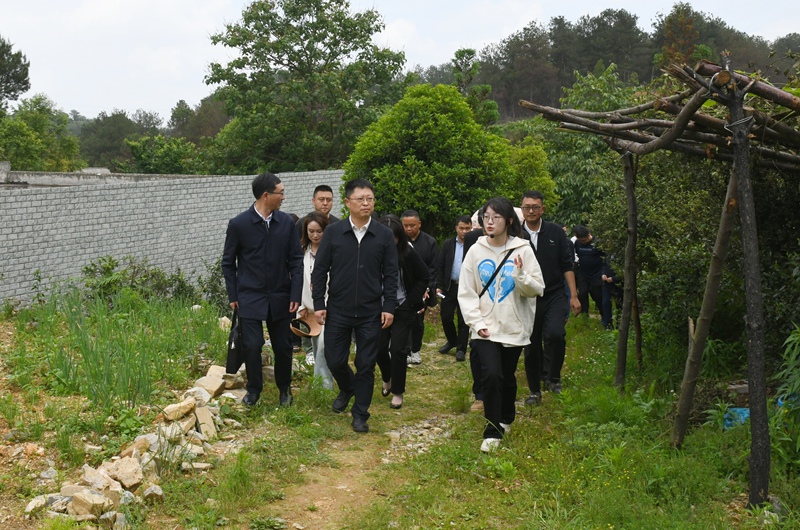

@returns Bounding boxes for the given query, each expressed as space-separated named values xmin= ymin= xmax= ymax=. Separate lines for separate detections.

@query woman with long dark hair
xmin=458 ymin=197 xmax=545 ymax=452
xmin=298 ymin=212 xmax=334 ymax=389
xmin=375 ymin=214 xmax=430 ymax=409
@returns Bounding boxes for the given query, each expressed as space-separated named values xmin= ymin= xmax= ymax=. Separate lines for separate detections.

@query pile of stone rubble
xmin=23 ymin=364 xmax=250 ymax=528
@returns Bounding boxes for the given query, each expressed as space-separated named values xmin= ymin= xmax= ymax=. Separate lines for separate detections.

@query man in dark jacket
xmin=312 ymin=179 xmax=399 ymax=433
xmin=222 ymin=173 xmax=304 ymax=408
xmin=436 ymin=215 xmax=473 ymax=361
xmin=401 ymin=210 xmax=438 ymax=365
xmin=520 ymin=191 xmax=581 ymax=401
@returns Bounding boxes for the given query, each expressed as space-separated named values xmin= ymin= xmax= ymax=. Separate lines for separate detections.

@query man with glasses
xmin=222 ymin=173 xmax=304 ymax=408
xmin=520 ymin=191 xmax=581 ymax=402
xmin=312 ymin=178 xmax=399 ymax=433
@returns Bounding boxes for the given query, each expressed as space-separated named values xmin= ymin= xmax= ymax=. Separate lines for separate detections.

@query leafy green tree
xmin=0 ymin=35 xmax=30 ymax=111
xmin=205 ymin=0 xmax=408 ymax=173
xmin=168 ymin=99 xmax=193 ymax=137
xmin=451 ymin=48 xmax=499 ymax=127
xmin=66 ymin=110 xmax=90 ymax=136
xmin=119 ymin=134 xmax=201 ymax=174
xmin=0 ymin=118 xmax=44 ymax=169
xmin=345 ymin=84 xmax=552 ymax=239
xmin=11 ymin=94 xmax=83 ymax=171
xmin=79 ymin=110 xmax=143 ymax=171
xmin=168 ymin=95 xmax=230 ymax=145
xmin=575 ymin=9 xmax=651 ymax=83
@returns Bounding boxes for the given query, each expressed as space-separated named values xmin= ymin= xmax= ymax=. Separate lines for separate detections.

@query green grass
xmin=3 ymin=281 xmax=800 ymax=529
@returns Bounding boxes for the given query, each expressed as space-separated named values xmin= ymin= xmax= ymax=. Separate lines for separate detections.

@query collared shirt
xmin=451 ymin=239 xmax=464 ymax=281
xmin=349 ymin=216 xmax=371 ymax=243
xmin=254 ymin=205 xmax=273 ymax=228
xmin=524 ymin=221 xmax=541 ymax=250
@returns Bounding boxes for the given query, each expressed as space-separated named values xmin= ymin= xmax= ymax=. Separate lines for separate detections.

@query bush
xmin=82 ymin=255 xmax=199 ymax=303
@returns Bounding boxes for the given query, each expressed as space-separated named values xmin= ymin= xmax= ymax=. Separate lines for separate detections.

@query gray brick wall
xmin=0 ymin=170 xmax=345 ymax=302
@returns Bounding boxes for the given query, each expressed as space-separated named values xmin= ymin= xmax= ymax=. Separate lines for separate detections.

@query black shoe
xmin=524 ymin=392 xmax=542 ymax=406
xmin=243 ymin=393 xmax=259 ymax=407
xmin=438 ymin=342 xmax=454 ymax=354
xmin=351 ymin=417 xmax=369 ymax=433
xmin=332 ymin=391 xmax=354 ymax=413
xmin=548 ymin=382 xmax=562 ymax=395
xmin=455 ymin=350 xmax=466 ymax=362
xmin=279 ymin=390 xmax=293 ymax=407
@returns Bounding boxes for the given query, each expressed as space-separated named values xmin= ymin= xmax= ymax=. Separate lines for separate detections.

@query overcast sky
xmin=3 ymin=0 xmax=797 ymax=121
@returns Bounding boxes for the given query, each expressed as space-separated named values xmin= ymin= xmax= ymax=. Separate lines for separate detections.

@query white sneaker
xmin=408 ymin=351 xmax=422 ymax=365
xmin=305 ymin=352 xmax=315 ymax=366
xmin=499 ymin=423 xmax=511 ymax=435
xmin=480 ymin=438 xmax=501 ymax=453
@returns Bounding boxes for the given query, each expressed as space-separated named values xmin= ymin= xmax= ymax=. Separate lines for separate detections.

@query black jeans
xmin=440 ymin=282 xmax=469 ymax=352
xmin=240 ymin=315 xmax=293 ymax=396
xmin=376 ymin=305 xmax=415 ymax=395
xmin=472 ymin=340 xmax=522 ymax=439
xmin=324 ymin=314 xmax=382 ymax=421
xmin=524 ymin=289 xmax=568 ymax=391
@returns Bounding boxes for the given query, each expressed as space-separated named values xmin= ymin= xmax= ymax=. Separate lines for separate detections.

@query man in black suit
xmin=520 ymin=190 xmax=581 ymax=401
xmin=436 ymin=215 xmax=473 ymax=362
xmin=312 ymin=178 xmax=399 ymax=433
xmin=401 ymin=210 xmax=438 ymax=365
xmin=295 ymin=184 xmax=341 ymax=237
xmin=222 ymin=173 xmax=304 ymax=408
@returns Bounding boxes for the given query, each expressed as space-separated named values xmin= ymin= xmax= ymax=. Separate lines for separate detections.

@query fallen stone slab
xmin=206 ymin=365 xmax=226 ymax=378
xmin=72 ymin=489 xmax=112 ymax=517
xmin=195 ymin=406 xmax=217 ymax=439
xmin=195 ymin=376 xmax=225 ymax=398
xmin=182 ymin=386 xmax=213 ymax=407
xmin=142 ymin=484 xmax=164 ymax=503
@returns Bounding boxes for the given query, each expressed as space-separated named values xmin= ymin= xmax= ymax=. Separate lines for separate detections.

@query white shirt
xmin=524 ymin=221 xmax=541 ymax=250
xmin=349 ymin=216 xmax=371 ymax=243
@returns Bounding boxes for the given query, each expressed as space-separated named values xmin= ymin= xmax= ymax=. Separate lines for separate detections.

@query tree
xmin=344 ymin=84 xmax=552 ymax=238
xmin=0 ymin=118 xmax=44 ymax=169
xmin=120 ymin=134 xmax=201 ymax=174
xmin=79 ymin=110 xmax=142 ymax=171
xmin=205 ymin=0 xmax=408 ymax=173
xmin=11 ymin=94 xmax=83 ymax=171
xmin=451 ymin=48 xmax=499 ymax=126
xmin=0 ymin=35 xmax=30 ymax=111
xmin=168 ymin=94 xmax=230 ymax=145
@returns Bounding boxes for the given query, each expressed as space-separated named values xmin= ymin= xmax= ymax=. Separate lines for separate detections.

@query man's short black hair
xmin=344 ymin=178 xmax=373 ymax=198
xmin=401 ymin=209 xmax=420 ymax=220
xmin=522 ymin=190 xmax=545 ymax=202
xmin=456 ymin=215 xmax=471 ymax=225
xmin=573 ymin=224 xmax=591 ymax=239
xmin=313 ymin=185 xmax=333 ymax=196
xmin=252 ymin=172 xmax=281 ymax=199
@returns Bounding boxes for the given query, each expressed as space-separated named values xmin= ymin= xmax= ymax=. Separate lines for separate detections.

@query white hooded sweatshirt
xmin=457 ymin=235 xmax=545 ymax=346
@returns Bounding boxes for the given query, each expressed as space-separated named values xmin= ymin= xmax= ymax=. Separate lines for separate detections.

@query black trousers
xmin=324 ymin=314 xmax=382 ymax=421
xmin=240 ymin=315 xmax=293 ymax=396
xmin=440 ymin=282 xmax=469 ymax=352
xmin=410 ymin=309 xmax=425 ymax=353
xmin=577 ymin=273 xmax=603 ymax=318
xmin=376 ymin=305 xmax=415 ymax=395
xmin=469 ymin=339 xmax=483 ymax=400
xmin=472 ymin=340 xmax=521 ymax=439
xmin=524 ymin=289 xmax=568 ymax=392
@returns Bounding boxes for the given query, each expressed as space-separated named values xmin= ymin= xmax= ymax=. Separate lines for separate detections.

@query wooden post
xmin=670 ymin=172 xmax=738 ymax=448
xmin=615 ymin=152 xmax=637 ymax=389
xmin=723 ymin=53 xmax=770 ymax=507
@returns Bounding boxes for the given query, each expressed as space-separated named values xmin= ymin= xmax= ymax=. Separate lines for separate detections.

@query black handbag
xmin=225 ymin=308 xmax=245 ymax=374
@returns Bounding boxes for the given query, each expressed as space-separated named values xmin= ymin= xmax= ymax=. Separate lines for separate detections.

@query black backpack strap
xmin=478 ymin=248 xmax=515 ymax=298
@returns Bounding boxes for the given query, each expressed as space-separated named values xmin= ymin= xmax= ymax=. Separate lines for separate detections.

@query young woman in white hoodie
xmin=458 ymin=197 xmax=545 ymax=452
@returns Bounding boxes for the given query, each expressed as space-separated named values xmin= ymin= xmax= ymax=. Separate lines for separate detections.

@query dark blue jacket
xmin=222 ymin=204 xmax=304 ymax=321
xmin=311 ymin=218 xmax=399 ymax=319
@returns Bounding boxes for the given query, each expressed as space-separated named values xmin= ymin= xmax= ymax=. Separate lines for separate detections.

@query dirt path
xmin=273 ymin=437 xmax=386 ymax=529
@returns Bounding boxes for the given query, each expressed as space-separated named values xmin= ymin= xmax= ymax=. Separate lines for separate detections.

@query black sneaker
xmin=524 ymin=392 xmax=542 ymax=405
xmin=279 ymin=390 xmax=293 ymax=407
xmin=455 ymin=350 xmax=466 ymax=362
xmin=548 ymin=382 xmax=562 ymax=394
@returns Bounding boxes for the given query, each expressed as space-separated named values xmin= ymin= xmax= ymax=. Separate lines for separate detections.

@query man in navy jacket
xmin=312 ymin=178 xmax=399 ymax=433
xmin=222 ymin=173 xmax=304 ymax=407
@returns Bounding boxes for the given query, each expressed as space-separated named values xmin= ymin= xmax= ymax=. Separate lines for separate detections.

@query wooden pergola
xmin=519 ymin=53 xmax=800 ymax=507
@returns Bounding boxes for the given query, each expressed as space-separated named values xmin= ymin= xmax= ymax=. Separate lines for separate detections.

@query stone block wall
xmin=0 ymin=170 xmax=345 ymax=302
